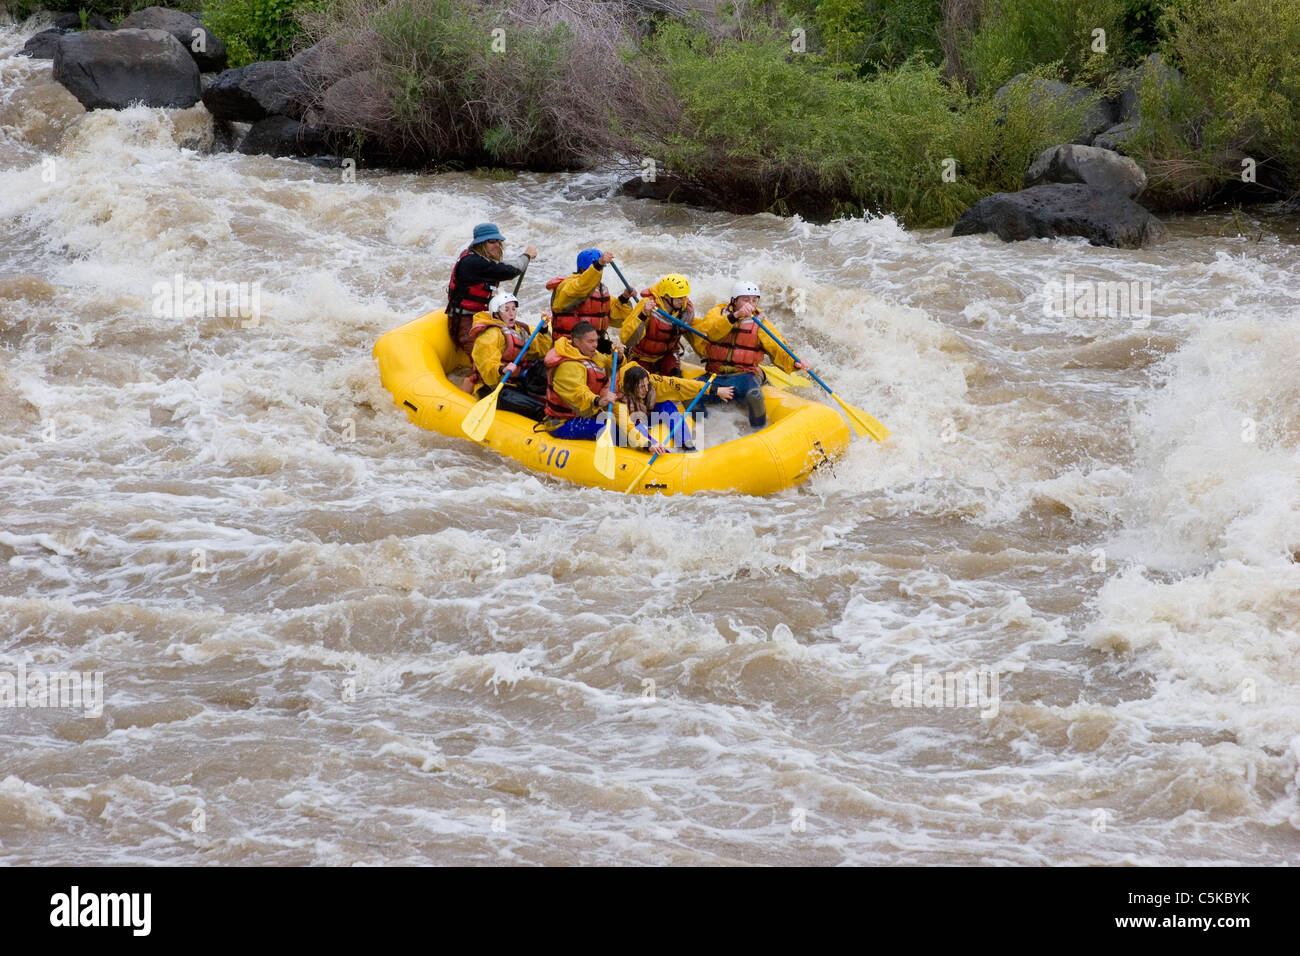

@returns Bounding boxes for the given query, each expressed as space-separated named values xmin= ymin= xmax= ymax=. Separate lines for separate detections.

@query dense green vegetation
xmin=7 ymin=0 xmax=1298 ymax=220
xmin=201 ymin=0 xmax=313 ymax=66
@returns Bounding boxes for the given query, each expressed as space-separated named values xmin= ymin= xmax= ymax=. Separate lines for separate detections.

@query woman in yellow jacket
xmin=690 ymin=280 xmax=807 ymax=429
xmin=615 ymin=363 xmax=734 ymax=453
xmin=467 ymin=292 xmax=551 ymax=421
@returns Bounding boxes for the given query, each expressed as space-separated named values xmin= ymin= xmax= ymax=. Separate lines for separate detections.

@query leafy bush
xmin=961 ymin=0 xmax=1131 ymax=93
xmin=633 ymin=22 xmax=1090 ymax=225
xmin=201 ymin=0 xmax=314 ymax=66
xmin=1128 ymin=0 xmax=1300 ymax=206
xmin=778 ymin=0 xmax=944 ymax=75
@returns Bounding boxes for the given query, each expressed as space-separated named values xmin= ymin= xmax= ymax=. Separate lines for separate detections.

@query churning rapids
xmin=2 ymin=24 xmax=1298 ymax=865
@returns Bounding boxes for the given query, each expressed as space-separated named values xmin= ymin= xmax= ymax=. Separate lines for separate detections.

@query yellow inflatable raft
xmin=373 ymin=310 xmax=850 ymax=495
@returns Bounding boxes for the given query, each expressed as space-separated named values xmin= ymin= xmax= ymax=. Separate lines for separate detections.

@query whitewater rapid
xmin=2 ymin=23 xmax=1298 ymax=863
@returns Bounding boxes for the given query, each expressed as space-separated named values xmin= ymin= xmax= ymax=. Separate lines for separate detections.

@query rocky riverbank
xmin=9 ymin=4 xmax=1299 ymax=248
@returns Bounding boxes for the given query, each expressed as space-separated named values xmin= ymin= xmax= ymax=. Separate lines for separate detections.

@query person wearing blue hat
xmin=445 ymin=222 xmax=538 ymax=354
xmin=543 ymin=248 xmax=634 ymax=355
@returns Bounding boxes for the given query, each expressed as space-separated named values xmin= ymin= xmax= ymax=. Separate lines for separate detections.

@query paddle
xmin=610 ymin=262 xmax=802 ymax=390
xmin=648 ymin=303 xmax=807 ymax=390
xmin=748 ymin=315 xmax=890 ymax=442
xmin=593 ymin=348 xmax=619 ymax=479
xmin=460 ymin=319 xmax=546 ymax=441
xmin=623 ymin=374 xmax=715 ymax=493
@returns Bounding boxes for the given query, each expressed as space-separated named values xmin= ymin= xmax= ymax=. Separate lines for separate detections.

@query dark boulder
xmin=118 ymin=7 xmax=228 ymax=72
xmin=1025 ymin=144 xmax=1147 ymax=199
xmin=236 ymin=115 xmax=328 ymax=158
xmin=202 ymin=61 xmax=294 ymax=121
xmin=52 ymin=29 xmax=201 ymax=111
xmin=952 ymin=183 xmax=1166 ymax=248
xmin=995 ymin=75 xmax=1116 ymax=145
xmin=19 ymin=28 xmax=71 ymax=59
xmin=1091 ymin=121 xmax=1140 ymax=155
xmin=51 ymin=12 xmax=115 ymax=31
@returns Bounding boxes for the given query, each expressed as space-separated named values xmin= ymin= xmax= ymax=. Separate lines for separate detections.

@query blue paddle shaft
xmin=748 ymin=314 xmax=830 ymax=395
xmin=609 ymin=260 xmax=636 ymax=298
xmin=645 ymin=374 xmax=714 ymax=467
xmin=497 ymin=320 xmax=544 ymax=388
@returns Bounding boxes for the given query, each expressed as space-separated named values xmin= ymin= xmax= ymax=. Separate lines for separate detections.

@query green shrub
xmin=781 ymin=0 xmax=944 ymax=75
xmin=201 ymin=0 xmax=314 ymax=66
xmin=961 ymin=0 xmax=1131 ymax=94
xmin=636 ymin=22 xmax=1089 ymax=225
xmin=1127 ymin=0 xmax=1300 ymax=206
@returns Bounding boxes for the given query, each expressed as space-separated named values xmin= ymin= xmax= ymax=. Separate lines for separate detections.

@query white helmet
xmin=731 ymin=280 xmax=760 ymax=299
xmin=488 ymin=291 xmax=518 ymax=315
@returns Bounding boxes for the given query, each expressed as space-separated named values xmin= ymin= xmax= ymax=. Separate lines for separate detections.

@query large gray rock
xmin=19 ymin=28 xmax=71 ymax=59
xmin=202 ymin=61 xmax=294 ymax=121
xmin=118 ymin=7 xmax=228 ymax=72
xmin=995 ymin=75 xmax=1117 ymax=145
xmin=1025 ymin=144 xmax=1147 ymax=198
xmin=236 ymin=115 xmax=328 ymax=157
xmin=952 ymin=183 xmax=1166 ymax=249
xmin=53 ymin=29 xmax=202 ymax=111
xmin=1091 ymin=121 xmax=1140 ymax=154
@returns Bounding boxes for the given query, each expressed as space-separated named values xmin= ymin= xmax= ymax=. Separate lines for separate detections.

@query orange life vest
xmin=446 ymin=249 xmax=493 ymax=318
xmin=627 ymin=292 xmax=683 ymax=364
xmin=547 ymin=275 xmax=611 ymax=336
xmin=704 ymin=316 xmax=767 ymax=375
xmin=544 ymin=350 xmax=610 ymax=419
xmin=469 ymin=320 xmax=531 ymax=370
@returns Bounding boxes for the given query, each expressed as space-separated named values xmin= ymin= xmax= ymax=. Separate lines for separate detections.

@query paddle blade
xmin=624 ymin=456 xmax=656 ymax=493
xmin=593 ymin=419 xmax=617 ymax=479
xmin=831 ymin=393 xmax=890 ymax=442
xmin=461 ymin=383 xmax=504 ymax=441
xmin=762 ymin=365 xmax=812 ymax=389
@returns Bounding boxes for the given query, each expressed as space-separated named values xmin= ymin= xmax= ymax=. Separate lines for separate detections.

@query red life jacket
xmin=468 ymin=319 xmax=532 ymax=374
xmin=627 ymin=293 xmax=682 ymax=364
xmin=446 ymin=249 xmax=493 ymax=317
xmin=704 ymin=316 xmax=767 ymax=375
xmin=544 ymin=349 xmax=609 ymax=419
xmin=547 ymin=274 xmax=611 ymax=336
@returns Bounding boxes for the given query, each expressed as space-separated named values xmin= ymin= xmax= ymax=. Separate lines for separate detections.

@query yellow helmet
xmin=654 ymin=274 xmax=691 ymax=299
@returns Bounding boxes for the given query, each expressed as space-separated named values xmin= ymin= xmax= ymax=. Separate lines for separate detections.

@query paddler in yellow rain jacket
xmin=619 ymin=273 xmax=694 ymax=376
xmin=545 ymin=249 xmax=634 ymax=353
xmin=690 ymin=280 xmax=808 ymax=429
xmin=615 ymin=362 xmax=734 ymax=454
xmin=541 ymin=321 xmax=616 ymax=440
xmin=466 ymin=292 xmax=551 ymax=421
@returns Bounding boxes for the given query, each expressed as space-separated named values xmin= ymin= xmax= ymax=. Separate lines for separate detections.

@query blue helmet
xmin=472 ymin=222 xmax=505 ymax=244
xmin=576 ymin=249 xmax=602 ymax=273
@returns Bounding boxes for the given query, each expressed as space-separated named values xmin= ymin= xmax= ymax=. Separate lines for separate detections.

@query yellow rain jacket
xmin=469 ymin=312 xmax=551 ymax=389
xmin=614 ymin=362 xmax=707 ymax=448
xmin=543 ymin=335 xmax=613 ymax=426
xmin=549 ymin=264 xmax=636 ymax=323
xmin=691 ymin=304 xmax=798 ymax=375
